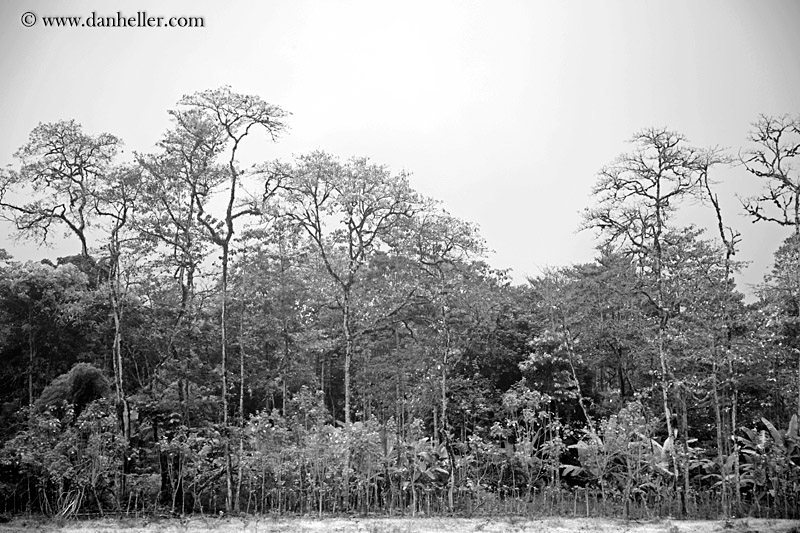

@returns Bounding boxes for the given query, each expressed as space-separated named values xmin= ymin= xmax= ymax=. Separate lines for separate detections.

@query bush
xmin=0 ymin=398 xmax=124 ymax=516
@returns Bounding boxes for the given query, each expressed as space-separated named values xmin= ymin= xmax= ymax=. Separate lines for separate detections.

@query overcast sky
xmin=1 ymin=0 xmax=799 ymax=296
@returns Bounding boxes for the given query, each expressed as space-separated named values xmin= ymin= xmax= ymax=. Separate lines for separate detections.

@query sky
xmin=1 ymin=0 xmax=799 ymax=297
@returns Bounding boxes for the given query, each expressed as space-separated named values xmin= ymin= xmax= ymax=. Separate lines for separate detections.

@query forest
xmin=0 ymin=87 xmax=798 ymax=520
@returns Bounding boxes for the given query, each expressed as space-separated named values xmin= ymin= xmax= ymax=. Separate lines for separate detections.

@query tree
xmin=741 ymin=114 xmax=800 ymax=233
xmin=93 ymin=165 xmax=143 ymax=440
xmin=409 ymin=209 xmax=486 ymax=388
xmin=657 ymin=226 xmax=744 ymax=512
xmin=134 ymin=108 xmax=227 ymax=428
xmin=402 ymin=206 xmax=486 ymax=508
xmin=0 ymin=120 xmax=120 ymax=257
xmin=741 ymin=114 xmax=800 ymax=426
xmin=699 ymin=149 xmax=744 ymax=513
xmin=136 ymin=105 xmax=228 ymax=317
xmin=583 ymin=128 xmax=714 ymax=510
xmin=170 ymin=87 xmax=288 ymax=512
xmin=275 ymin=151 xmax=418 ymax=425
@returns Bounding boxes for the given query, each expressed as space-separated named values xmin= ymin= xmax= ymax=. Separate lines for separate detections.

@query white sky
xmin=1 ymin=0 xmax=799 ymax=297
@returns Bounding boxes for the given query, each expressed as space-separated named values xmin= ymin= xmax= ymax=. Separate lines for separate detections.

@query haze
xmin=2 ymin=0 xmax=799 ymax=296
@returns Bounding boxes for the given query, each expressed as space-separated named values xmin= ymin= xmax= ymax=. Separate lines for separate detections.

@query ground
xmin=1 ymin=517 xmax=799 ymax=533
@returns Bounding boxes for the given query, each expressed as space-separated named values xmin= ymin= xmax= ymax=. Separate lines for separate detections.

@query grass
xmin=1 ymin=517 xmax=799 ymax=533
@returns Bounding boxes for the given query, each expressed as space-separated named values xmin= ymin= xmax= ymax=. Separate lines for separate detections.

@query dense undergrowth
xmin=1 ymin=392 xmax=797 ymax=520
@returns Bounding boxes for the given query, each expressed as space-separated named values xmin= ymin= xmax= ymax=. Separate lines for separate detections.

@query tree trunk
xmin=221 ymin=244 xmax=233 ymax=513
xmin=712 ymin=360 xmax=728 ymax=516
xmin=439 ymin=273 xmax=455 ymax=512
xmin=731 ymin=360 xmax=741 ymax=511
xmin=109 ymin=244 xmax=130 ymax=441
xmin=563 ymin=322 xmax=594 ymax=433
xmin=657 ymin=325 xmax=677 ymax=467
xmin=702 ymin=164 xmax=740 ymax=516
xmin=342 ymin=290 xmax=353 ymax=509
xmin=797 ymin=346 xmax=800 ymax=422
xmin=432 ymin=403 xmax=438 ymax=446
xmin=678 ymin=387 xmax=690 ymax=516
xmin=27 ymin=316 xmax=35 ymax=407
xmin=343 ymin=291 xmax=352 ymax=425
xmin=235 ymin=298 xmax=246 ymax=512
xmin=111 ymin=295 xmax=130 ymax=439
xmin=651 ymin=178 xmax=679 ymax=493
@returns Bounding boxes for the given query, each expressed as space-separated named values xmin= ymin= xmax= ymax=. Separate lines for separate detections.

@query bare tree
xmin=741 ymin=114 xmax=800 ymax=233
xmin=0 ymin=120 xmax=119 ymax=257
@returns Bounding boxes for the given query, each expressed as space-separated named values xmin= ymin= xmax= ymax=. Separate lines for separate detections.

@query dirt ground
xmin=1 ymin=517 xmax=799 ymax=533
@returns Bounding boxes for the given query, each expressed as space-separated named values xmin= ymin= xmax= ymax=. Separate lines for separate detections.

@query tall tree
xmin=393 ymin=207 xmax=488 ymax=510
xmin=583 ymin=128 xmax=710 ymax=507
xmin=134 ymin=108 xmax=227 ymax=418
xmin=170 ymin=87 xmax=288 ymax=512
xmin=93 ymin=165 xmax=142 ymax=439
xmin=741 ymin=114 xmax=800 ymax=424
xmin=699 ymin=149 xmax=743 ymax=513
